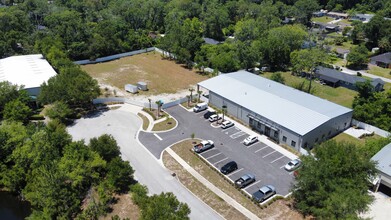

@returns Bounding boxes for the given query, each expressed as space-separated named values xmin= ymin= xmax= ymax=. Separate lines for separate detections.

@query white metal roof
xmin=0 ymin=54 xmax=57 ymax=89
xmin=198 ymin=70 xmax=352 ymax=136
xmin=372 ymin=143 xmax=391 ymax=177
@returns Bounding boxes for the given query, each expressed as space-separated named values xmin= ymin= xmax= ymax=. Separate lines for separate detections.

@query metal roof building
xmin=0 ymin=54 xmax=57 ymax=96
xmin=199 ymin=71 xmax=353 ymax=150
xmin=372 ymin=143 xmax=391 ymax=189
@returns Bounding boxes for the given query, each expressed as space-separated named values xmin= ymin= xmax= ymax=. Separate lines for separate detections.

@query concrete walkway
xmin=166 ymin=147 xmax=260 ymax=220
xmin=138 ymin=110 xmax=154 ymax=131
xmin=339 ymin=66 xmax=391 ymax=83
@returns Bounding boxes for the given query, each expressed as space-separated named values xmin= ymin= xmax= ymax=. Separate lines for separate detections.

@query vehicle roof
xmin=259 ymin=185 xmax=274 ymax=193
xmin=223 ymin=161 xmax=236 ymax=167
xmin=242 ymin=174 xmax=255 ymax=180
xmin=246 ymin=135 xmax=257 ymax=139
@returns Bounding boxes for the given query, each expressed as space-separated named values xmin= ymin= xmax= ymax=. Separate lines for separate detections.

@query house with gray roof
xmin=370 ymin=52 xmax=391 ymax=69
xmin=349 ymin=13 xmax=374 ymax=23
xmin=198 ymin=70 xmax=353 ymax=151
xmin=315 ymin=66 xmax=385 ymax=91
xmin=372 ymin=142 xmax=391 ymax=189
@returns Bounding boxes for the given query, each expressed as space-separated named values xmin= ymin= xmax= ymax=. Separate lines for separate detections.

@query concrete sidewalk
xmin=138 ymin=110 xmax=154 ymax=131
xmin=166 ymin=148 xmax=260 ymax=220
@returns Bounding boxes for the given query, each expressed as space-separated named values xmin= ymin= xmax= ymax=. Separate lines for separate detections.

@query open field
xmin=312 ymin=16 xmax=333 ymax=23
xmin=367 ymin=65 xmax=391 ymax=80
xmin=100 ymin=193 xmax=140 ymax=220
xmin=81 ymin=52 xmax=208 ymax=96
xmin=168 ymin=139 xmax=306 ymax=220
xmin=261 ymin=72 xmax=357 ymax=108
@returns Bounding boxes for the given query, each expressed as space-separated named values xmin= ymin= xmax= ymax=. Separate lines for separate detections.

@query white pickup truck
xmin=192 ymin=140 xmax=214 ymax=153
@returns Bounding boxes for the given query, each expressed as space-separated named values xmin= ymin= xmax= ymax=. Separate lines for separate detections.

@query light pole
xmin=222 ymin=105 xmax=227 ymax=123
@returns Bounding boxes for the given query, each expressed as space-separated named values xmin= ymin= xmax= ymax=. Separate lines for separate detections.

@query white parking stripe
xmin=271 ymin=156 xmax=285 ymax=163
xmin=227 ymin=168 xmax=243 ymax=177
xmin=230 ymin=131 xmax=246 ymax=139
xmin=255 ymin=146 xmax=268 ymax=153
xmin=221 ymin=126 xmax=235 ymax=132
xmin=214 ymin=157 xmax=228 ymax=165
xmin=280 ymin=165 xmax=286 ymax=169
xmin=247 ymin=142 xmax=259 ymax=148
xmin=244 ymin=180 xmax=261 ymax=190
xmin=153 ymin=133 xmax=163 ymax=141
xmin=262 ymin=150 xmax=276 ymax=158
xmin=206 ymin=152 xmax=222 ymax=160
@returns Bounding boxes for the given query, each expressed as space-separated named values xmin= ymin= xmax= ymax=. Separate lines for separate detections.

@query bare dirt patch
xmin=100 ymin=193 xmax=140 ymax=220
xmin=81 ymin=52 xmax=209 ymax=103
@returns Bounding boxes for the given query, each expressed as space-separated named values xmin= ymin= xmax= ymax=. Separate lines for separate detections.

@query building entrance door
xmin=264 ymin=126 xmax=271 ymax=137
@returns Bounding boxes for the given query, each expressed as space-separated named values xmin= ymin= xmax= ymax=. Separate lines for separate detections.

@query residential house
xmin=315 ymin=66 xmax=384 ymax=91
xmin=372 ymin=142 xmax=391 ymax=190
xmin=312 ymin=22 xmax=340 ymax=32
xmin=349 ymin=13 xmax=374 ymax=23
xmin=327 ymin=12 xmax=349 ymax=19
xmin=370 ymin=52 xmax=391 ymax=69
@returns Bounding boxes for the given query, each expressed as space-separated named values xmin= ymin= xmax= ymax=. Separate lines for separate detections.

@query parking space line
xmin=221 ymin=126 xmax=235 ymax=132
xmin=280 ymin=165 xmax=286 ymax=169
xmin=244 ymin=180 xmax=261 ymax=190
xmin=214 ymin=157 xmax=228 ymax=165
xmin=230 ymin=131 xmax=246 ymax=139
xmin=255 ymin=146 xmax=268 ymax=153
xmin=206 ymin=152 xmax=222 ymax=160
xmin=153 ymin=133 xmax=163 ymax=141
xmin=227 ymin=168 xmax=243 ymax=177
xmin=270 ymin=156 xmax=285 ymax=163
xmin=262 ymin=150 xmax=276 ymax=158
xmin=246 ymin=142 xmax=259 ymax=148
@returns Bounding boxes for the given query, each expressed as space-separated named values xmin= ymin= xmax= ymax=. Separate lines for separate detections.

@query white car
xmin=221 ymin=120 xmax=234 ymax=129
xmin=243 ymin=135 xmax=258 ymax=146
xmin=284 ymin=159 xmax=302 ymax=171
xmin=209 ymin=114 xmax=222 ymax=122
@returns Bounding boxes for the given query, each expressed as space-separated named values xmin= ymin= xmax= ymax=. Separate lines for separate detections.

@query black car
xmin=220 ymin=161 xmax=238 ymax=175
xmin=203 ymin=110 xmax=216 ymax=119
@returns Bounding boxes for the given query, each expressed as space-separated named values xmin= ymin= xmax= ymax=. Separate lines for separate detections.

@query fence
xmin=93 ymin=96 xmax=190 ymax=110
xmin=74 ymin=47 xmax=155 ymax=65
xmin=351 ymin=119 xmax=390 ymax=137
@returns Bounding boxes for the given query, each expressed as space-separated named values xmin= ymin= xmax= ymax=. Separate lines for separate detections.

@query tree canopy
xmin=292 ymin=140 xmax=377 ymax=219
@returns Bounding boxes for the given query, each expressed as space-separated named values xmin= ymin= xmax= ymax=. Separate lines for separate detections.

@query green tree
xmin=270 ymin=72 xmax=285 ymax=84
xmin=293 ymin=0 xmax=320 ymax=24
xmin=89 ymin=134 xmax=121 ymax=162
xmin=45 ymin=101 xmax=73 ymax=123
xmin=3 ymin=99 xmax=32 ymax=123
xmin=38 ymin=66 xmax=100 ymax=107
xmin=105 ymin=157 xmax=134 ymax=193
xmin=293 ymin=140 xmax=377 ymax=219
xmin=142 ymin=192 xmax=191 ymax=220
xmin=347 ymin=44 xmax=369 ymax=68
xmin=0 ymin=81 xmax=29 ymax=117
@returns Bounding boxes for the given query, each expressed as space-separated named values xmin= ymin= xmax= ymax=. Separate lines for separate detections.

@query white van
xmin=193 ymin=103 xmax=208 ymax=113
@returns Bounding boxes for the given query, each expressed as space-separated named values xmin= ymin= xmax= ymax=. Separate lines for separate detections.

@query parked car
xmin=252 ymin=185 xmax=276 ymax=203
xmin=193 ymin=140 xmax=214 ymax=153
xmin=193 ymin=102 xmax=208 ymax=113
xmin=284 ymin=159 xmax=302 ymax=171
xmin=243 ymin=135 xmax=258 ymax=146
xmin=220 ymin=161 xmax=238 ymax=174
xmin=203 ymin=109 xmax=216 ymax=119
xmin=221 ymin=120 xmax=234 ymax=129
xmin=235 ymin=174 xmax=256 ymax=188
xmin=209 ymin=114 xmax=222 ymax=122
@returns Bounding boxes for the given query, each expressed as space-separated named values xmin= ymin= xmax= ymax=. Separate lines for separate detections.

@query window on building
xmin=282 ymin=136 xmax=287 ymax=142
xmin=322 ymin=134 xmax=325 ymax=139
xmin=291 ymin=141 xmax=296 ymax=147
xmin=274 ymin=131 xmax=278 ymax=138
xmin=315 ymin=138 xmax=319 ymax=143
xmin=328 ymin=131 xmax=331 ymax=136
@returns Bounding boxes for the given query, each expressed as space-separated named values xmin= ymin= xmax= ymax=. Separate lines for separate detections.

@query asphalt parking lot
xmin=196 ymin=117 xmax=294 ymax=197
xmin=139 ymin=105 xmax=295 ymax=197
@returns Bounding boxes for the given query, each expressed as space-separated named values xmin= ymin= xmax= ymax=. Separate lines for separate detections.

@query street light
xmin=222 ymin=105 xmax=227 ymax=122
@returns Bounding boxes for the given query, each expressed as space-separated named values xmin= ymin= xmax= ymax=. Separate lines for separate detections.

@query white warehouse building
xmin=198 ymin=70 xmax=353 ymax=151
xmin=0 ymin=54 xmax=57 ymax=96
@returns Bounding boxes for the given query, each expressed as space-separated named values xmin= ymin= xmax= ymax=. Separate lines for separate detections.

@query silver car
xmin=284 ymin=159 xmax=302 ymax=171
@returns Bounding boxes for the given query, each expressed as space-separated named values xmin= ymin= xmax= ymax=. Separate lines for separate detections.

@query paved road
xmin=339 ymin=66 xmax=391 ymax=83
xmin=139 ymin=105 xmax=294 ymax=196
xmin=67 ymin=105 xmax=222 ymax=220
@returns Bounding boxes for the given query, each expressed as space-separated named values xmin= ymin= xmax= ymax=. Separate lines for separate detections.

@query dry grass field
xmin=81 ymin=52 xmax=208 ymax=96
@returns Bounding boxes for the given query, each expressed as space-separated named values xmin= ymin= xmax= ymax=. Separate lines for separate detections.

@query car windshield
xmin=259 ymin=187 xmax=270 ymax=194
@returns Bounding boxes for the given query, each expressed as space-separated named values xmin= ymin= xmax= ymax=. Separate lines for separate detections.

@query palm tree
xmin=197 ymin=90 xmax=203 ymax=103
xmin=222 ymin=105 xmax=227 ymax=124
xmin=155 ymin=100 xmax=163 ymax=118
xmin=148 ymin=98 xmax=152 ymax=111
xmin=186 ymin=95 xmax=190 ymax=107
xmin=189 ymin=88 xmax=195 ymax=103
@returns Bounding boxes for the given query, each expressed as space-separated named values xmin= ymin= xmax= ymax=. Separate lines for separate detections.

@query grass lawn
xmin=261 ymin=72 xmax=357 ymax=108
xmin=169 ymin=139 xmax=306 ymax=220
xmin=367 ymin=65 xmax=391 ymax=80
xmin=152 ymin=117 xmax=176 ymax=131
xmin=338 ymin=19 xmax=352 ymax=25
xmin=162 ymin=152 xmax=247 ymax=220
xmin=137 ymin=113 xmax=149 ymax=130
xmin=332 ymin=132 xmax=383 ymax=146
xmin=81 ymin=52 xmax=208 ymax=95
xmin=312 ymin=16 xmax=333 ymax=23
